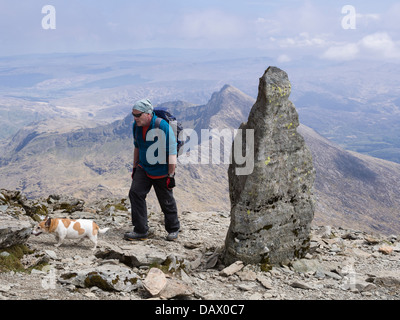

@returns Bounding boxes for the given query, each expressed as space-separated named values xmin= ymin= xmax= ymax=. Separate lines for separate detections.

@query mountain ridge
xmin=0 ymin=84 xmax=399 ymax=234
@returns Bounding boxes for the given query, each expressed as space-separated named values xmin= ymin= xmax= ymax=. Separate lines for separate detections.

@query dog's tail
xmin=98 ymin=227 xmax=110 ymax=234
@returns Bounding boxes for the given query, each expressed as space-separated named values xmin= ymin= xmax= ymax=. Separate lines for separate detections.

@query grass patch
xmin=0 ymin=244 xmax=48 ymax=273
xmin=0 ymin=244 xmax=34 ymax=273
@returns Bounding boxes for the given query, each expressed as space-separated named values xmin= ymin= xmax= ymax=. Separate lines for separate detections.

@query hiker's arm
xmin=168 ymin=154 xmax=176 ymax=176
xmin=133 ymin=148 xmax=139 ymax=168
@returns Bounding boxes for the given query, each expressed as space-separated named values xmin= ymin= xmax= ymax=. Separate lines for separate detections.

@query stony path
xmin=1 ymin=197 xmax=400 ymax=300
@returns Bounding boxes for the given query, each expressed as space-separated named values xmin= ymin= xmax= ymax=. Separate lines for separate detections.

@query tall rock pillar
xmin=224 ymin=67 xmax=315 ymax=266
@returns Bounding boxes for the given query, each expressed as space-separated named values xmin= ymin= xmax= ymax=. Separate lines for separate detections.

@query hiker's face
xmin=133 ymin=109 xmax=152 ymax=126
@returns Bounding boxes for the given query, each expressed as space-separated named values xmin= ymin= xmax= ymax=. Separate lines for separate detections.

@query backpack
xmin=133 ymin=109 xmax=184 ymax=156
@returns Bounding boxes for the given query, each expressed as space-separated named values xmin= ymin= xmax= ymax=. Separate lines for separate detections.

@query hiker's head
xmin=132 ymin=99 xmax=153 ymax=126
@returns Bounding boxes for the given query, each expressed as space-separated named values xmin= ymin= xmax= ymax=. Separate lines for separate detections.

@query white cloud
xmin=322 ymin=32 xmax=400 ymax=61
xmin=360 ymin=32 xmax=399 ymax=58
xmin=279 ymin=32 xmax=328 ymax=48
xmin=322 ymin=43 xmax=359 ymax=61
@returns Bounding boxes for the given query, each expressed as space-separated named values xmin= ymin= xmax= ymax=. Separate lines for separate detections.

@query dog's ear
xmin=45 ymin=217 xmax=52 ymax=228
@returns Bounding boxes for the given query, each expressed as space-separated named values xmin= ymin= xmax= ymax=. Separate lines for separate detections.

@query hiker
xmin=124 ymin=99 xmax=180 ymax=241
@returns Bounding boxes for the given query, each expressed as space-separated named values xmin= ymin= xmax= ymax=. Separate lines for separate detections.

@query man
xmin=124 ymin=99 xmax=180 ymax=241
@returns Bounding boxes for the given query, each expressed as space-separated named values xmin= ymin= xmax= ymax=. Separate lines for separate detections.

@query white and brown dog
xmin=32 ymin=216 xmax=109 ymax=250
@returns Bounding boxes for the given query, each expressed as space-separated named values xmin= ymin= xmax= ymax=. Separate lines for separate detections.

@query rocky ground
xmin=1 ymin=190 xmax=400 ymax=301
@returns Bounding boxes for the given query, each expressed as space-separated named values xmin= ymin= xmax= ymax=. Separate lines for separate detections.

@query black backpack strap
xmin=155 ymin=117 xmax=162 ymax=129
xmin=134 ymin=117 xmax=163 ymax=142
xmin=133 ymin=122 xmax=138 ymax=142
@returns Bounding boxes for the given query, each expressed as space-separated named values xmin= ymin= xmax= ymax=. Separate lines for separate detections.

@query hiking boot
xmin=166 ymin=230 xmax=179 ymax=241
xmin=124 ymin=231 xmax=148 ymax=241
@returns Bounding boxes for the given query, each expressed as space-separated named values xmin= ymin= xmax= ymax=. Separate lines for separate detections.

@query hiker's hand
xmin=131 ymin=167 xmax=136 ymax=180
xmin=166 ymin=176 xmax=175 ymax=190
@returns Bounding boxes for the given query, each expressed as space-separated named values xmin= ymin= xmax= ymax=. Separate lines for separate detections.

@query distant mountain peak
xmin=220 ymin=84 xmax=235 ymax=92
xmin=215 ymin=84 xmax=247 ymax=97
xmin=193 ymin=84 xmax=255 ymax=132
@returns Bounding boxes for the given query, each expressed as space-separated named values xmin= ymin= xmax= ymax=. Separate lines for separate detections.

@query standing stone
xmin=224 ymin=66 xmax=315 ymax=266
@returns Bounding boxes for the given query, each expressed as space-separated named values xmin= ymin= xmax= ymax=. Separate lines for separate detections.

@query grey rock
xmin=0 ymin=284 xmax=11 ymax=293
xmin=224 ymin=66 xmax=315 ymax=266
xmin=256 ymin=275 xmax=273 ymax=290
xmin=0 ymin=192 xmax=6 ymax=204
xmin=237 ymin=282 xmax=258 ymax=291
xmin=44 ymin=249 xmax=58 ymax=260
xmin=20 ymin=251 xmax=50 ymax=269
xmin=393 ymin=243 xmax=400 ymax=252
xmin=205 ymin=252 xmax=219 ymax=269
xmin=321 ymin=226 xmax=332 ymax=239
xmin=323 ymin=270 xmax=342 ymax=281
xmin=59 ymin=264 xmax=140 ymax=292
xmin=341 ymin=277 xmax=376 ymax=293
xmin=180 ymin=269 xmax=193 ymax=285
xmin=290 ymin=281 xmax=314 ymax=290
xmin=369 ymin=274 xmax=400 ymax=288
xmin=291 ymin=258 xmax=342 ymax=280
xmin=47 ymin=194 xmax=85 ymax=213
xmin=190 ymin=254 xmax=202 ymax=270
xmin=95 ymin=243 xmax=167 ymax=267
xmin=0 ymin=212 xmax=32 ymax=249
xmin=0 ymin=189 xmax=48 ymax=221
xmin=167 ymin=254 xmax=178 ymax=272
xmin=291 ymin=259 xmax=320 ymax=273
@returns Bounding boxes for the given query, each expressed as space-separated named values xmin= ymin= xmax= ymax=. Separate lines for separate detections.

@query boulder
xmin=0 ymin=212 xmax=32 ymax=249
xmin=1 ymin=189 xmax=48 ymax=222
xmin=224 ymin=66 xmax=315 ymax=265
xmin=95 ymin=243 xmax=167 ymax=267
xmin=367 ymin=270 xmax=400 ymax=289
xmin=46 ymin=194 xmax=84 ymax=213
xmin=59 ymin=264 xmax=140 ymax=292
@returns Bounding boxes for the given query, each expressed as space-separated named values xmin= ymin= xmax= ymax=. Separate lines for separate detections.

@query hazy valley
xmin=1 ymin=51 xmax=400 ymax=163
xmin=1 ymin=79 xmax=400 ymax=236
xmin=1 ymin=51 xmax=400 ymax=237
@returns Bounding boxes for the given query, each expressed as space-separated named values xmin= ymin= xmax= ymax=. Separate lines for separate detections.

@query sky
xmin=0 ymin=0 xmax=399 ymax=62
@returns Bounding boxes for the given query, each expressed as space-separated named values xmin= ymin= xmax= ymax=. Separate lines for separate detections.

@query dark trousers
xmin=128 ymin=167 xmax=180 ymax=234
